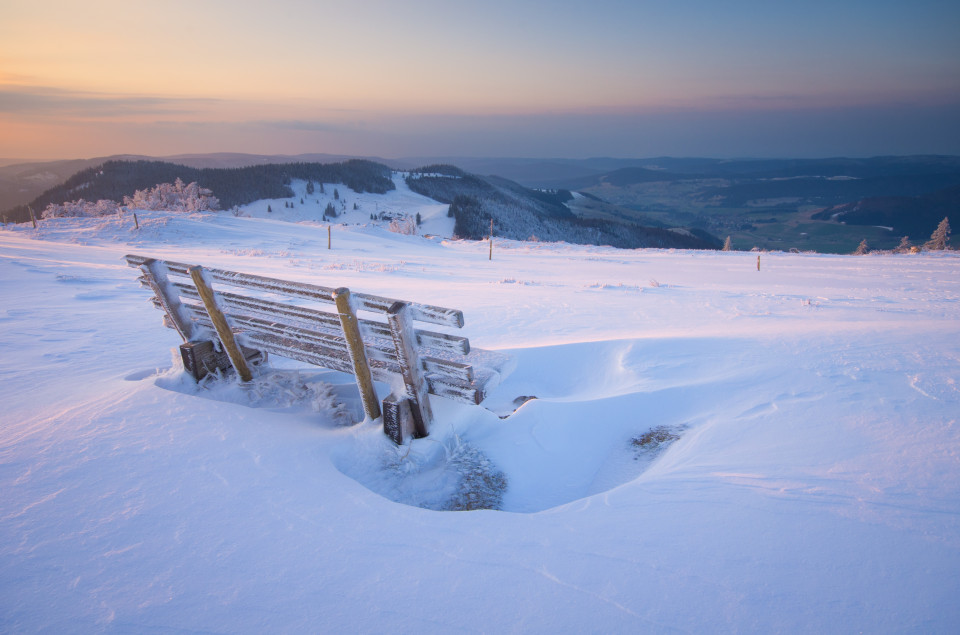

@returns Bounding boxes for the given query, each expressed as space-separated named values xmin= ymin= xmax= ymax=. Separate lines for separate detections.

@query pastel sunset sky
xmin=1 ymin=0 xmax=958 ymax=160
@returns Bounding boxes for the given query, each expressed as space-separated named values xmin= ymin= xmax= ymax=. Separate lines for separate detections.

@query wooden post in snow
xmin=328 ymin=225 xmax=331 ymax=250
xmin=134 ymin=213 xmax=140 ymax=230
xmin=757 ymin=255 xmax=760 ymax=271
xmin=387 ymin=301 xmax=433 ymax=438
xmin=489 ymin=218 xmax=493 ymax=260
xmin=333 ymin=287 xmax=381 ymax=420
xmin=382 ymin=394 xmax=415 ymax=444
xmin=189 ymin=265 xmax=253 ymax=383
xmin=140 ymin=259 xmax=194 ymax=342
xmin=29 ymin=206 xmax=37 ymax=229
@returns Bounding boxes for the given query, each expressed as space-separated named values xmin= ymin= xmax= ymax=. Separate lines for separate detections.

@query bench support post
xmin=189 ymin=265 xmax=253 ymax=383
xmin=140 ymin=258 xmax=194 ymax=342
xmin=382 ymin=394 xmax=416 ymax=444
xmin=387 ymin=301 xmax=433 ymax=438
xmin=333 ymin=288 xmax=381 ymax=421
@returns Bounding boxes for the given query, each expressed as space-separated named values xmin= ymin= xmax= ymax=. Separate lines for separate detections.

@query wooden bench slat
xmin=161 ymin=278 xmax=471 ymax=356
xmin=242 ymin=330 xmax=481 ymax=404
xmin=179 ymin=302 xmax=477 ymax=385
xmin=127 ymin=254 xmax=464 ymax=328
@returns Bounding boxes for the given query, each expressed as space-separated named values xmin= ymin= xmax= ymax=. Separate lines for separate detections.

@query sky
xmin=1 ymin=0 xmax=959 ymax=160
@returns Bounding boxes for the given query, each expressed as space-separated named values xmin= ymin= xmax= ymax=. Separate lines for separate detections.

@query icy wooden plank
xmin=333 ymin=288 xmax=381 ymax=421
xmin=139 ymin=259 xmax=194 ymax=342
xmin=125 ymin=254 xmax=464 ymax=328
xmin=387 ymin=301 xmax=433 ymax=437
xmin=170 ymin=283 xmax=470 ymax=355
xmin=188 ymin=265 xmax=252 ymax=383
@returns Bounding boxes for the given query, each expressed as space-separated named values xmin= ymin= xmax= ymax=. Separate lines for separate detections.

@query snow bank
xmin=1 ymin=210 xmax=959 ymax=632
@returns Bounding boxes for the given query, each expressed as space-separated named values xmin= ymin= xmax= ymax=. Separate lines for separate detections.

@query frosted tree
xmin=895 ymin=236 xmax=912 ymax=253
xmin=854 ymin=239 xmax=869 ymax=255
xmin=123 ymin=179 xmax=218 ymax=212
xmin=722 ymin=236 xmax=732 ymax=251
xmin=42 ymin=198 xmax=119 ymax=218
xmin=924 ymin=217 xmax=950 ymax=250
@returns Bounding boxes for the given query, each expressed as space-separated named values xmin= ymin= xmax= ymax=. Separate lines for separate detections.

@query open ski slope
xmin=1 ymin=186 xmax=958 ymax=632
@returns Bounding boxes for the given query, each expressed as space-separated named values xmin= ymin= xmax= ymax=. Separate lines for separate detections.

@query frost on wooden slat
xmin=126 ymin=254 xmax=464 ymax=328
xmin=179 ymin=302 xmax=477 ymax=386
xmin=166 ymin=277 xmax=470 ymax=355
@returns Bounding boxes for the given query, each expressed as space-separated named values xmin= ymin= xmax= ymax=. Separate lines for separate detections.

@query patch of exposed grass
xmin=631 ymin=424 xmax=686 ymax=459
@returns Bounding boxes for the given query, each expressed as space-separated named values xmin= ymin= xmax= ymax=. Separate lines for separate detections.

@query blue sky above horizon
xmin=1 ymin=0 xmax=958 ymax=160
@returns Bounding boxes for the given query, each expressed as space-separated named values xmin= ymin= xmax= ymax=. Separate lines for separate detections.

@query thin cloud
xmin=257 ymin=119 xmax=365 ymax=133
xmin=0 ymin=85 xmax=220 ymax=118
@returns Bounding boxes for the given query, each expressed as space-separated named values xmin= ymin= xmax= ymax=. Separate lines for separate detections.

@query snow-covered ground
xmin=1 ymin=188 xmax=959 ymax=632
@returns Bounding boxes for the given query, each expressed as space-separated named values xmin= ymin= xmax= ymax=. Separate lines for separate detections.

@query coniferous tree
xmin=925 ymin=217 xmax=951 ymax=250
xmin=334 ymin=188 xmax=339 ymax=201
xmin=722 ymin=236 xmax=732 ymax=251
xmin=896 ymin=236 xmax=912 ymax=253
xmin=306 ymin=180 xmax=314 ymax=195
xmin=854 ymin=239 xmax=869 ymax=255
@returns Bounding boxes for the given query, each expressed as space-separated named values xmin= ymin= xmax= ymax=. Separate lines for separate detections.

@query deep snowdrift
xmin=1 ymin=196 xmax=958 ymax=632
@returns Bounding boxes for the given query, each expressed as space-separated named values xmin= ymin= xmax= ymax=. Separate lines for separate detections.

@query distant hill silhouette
xmin=406 ymin=165 xmax=720 ymax=250
xmin=3 ymin=159 xmax=395 ymax=223
xmin=812 ymin=184 xmax=959 ymax=239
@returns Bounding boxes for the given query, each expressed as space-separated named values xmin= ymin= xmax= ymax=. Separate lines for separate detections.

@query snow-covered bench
xmin=125 ymin=254 xmax=507 ymax=443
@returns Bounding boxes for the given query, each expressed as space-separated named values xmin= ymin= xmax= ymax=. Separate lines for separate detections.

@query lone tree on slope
xmin=854 ymin=238 xmax=870 ymax=255
xmin=925 ymin=217 xmax=951 ymax=251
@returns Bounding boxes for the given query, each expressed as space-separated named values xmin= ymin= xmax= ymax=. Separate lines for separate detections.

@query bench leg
xmin=387 ymin=301 xmax=433 ymax=437
xmin=382 ymin=395 xmax=416 ymax=444
xmin=180 ymin=341 xmax=264 ymax=382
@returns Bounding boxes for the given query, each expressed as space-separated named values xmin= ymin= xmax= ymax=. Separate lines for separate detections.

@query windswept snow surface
xmin=1 ymin=207 xmax=959 ymax=633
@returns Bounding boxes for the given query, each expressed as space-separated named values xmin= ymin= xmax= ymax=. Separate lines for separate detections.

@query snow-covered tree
xmin=41 ymin=198 xmax=119 ymax=218
xmin=388 ymin=216 xmax=417 ymax=235
xmin=123 ymin=178 xmax=219 ymax=212
xmin=854 ymin=239 xmax=869 ymax=255
xmin=722 ymin=236 xmax=732 ymax=251
xmin=925 ymin=217 xmax=951 ymax=251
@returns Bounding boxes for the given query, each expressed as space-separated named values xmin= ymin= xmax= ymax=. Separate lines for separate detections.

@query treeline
xmin=430 ymin=166 xmax=719 ymax=250
xmin=3 ymin=159 xmax=394 ymax=223
xmin=447 ymin=194 xmax=718 ymax=249
xmin=406 ymin=167 xmax=574 ymax=220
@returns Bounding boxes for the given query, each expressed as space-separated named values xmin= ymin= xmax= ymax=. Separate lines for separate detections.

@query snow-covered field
xmin=1 ymin=180 xmax=959 ymax=632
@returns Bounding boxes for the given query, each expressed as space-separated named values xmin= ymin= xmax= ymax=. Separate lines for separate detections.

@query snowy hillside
xmin=1 ymin=203 xmax=958 ymax=632
xmin=233 ymin=173 xmax=454 ymax=238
